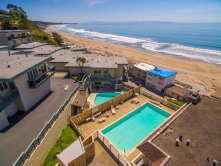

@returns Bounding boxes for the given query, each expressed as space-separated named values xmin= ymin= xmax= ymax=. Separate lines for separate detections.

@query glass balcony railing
xmin=91 ymin=74 xmax=122 ymax=85
xmin=7 ymin=35 xmax=35 ymax=40
xmin=0 ymin=88 xmax=20 ymax=112
xmin=27 ymin=66 xmax=56 ymax=89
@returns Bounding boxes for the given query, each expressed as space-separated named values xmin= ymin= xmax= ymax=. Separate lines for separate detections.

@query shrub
xmin=167 ymin=98 xmax=184 ymax=106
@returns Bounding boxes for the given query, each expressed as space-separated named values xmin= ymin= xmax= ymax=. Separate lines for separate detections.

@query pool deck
xmin=78 ymin=94 xmax=175 ymax=163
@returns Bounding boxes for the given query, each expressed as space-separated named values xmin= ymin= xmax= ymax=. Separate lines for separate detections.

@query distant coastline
xmin=46 ymin=25 xmax=221 ymax=93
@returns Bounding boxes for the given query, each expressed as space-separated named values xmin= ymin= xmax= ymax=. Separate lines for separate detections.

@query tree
xmin=6 ymin=4 xmax=18 ymax=12
xmin=52 ymin=31 xmax=62 ymax=45
xmin=1 ymin=18 xmax=12 ymax=30
xmin=76 ymin=57 xmax=86 ymax=74
xmin=18 ymin=7 xmax=27 ymax=19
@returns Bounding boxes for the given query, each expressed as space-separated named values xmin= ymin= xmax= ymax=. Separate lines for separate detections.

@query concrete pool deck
xmin=78 ymin=94 xmax=175 ymax=163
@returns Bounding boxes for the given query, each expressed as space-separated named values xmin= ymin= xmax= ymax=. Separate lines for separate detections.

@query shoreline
xmin=46 ymin=25 xmax=221 ymax=93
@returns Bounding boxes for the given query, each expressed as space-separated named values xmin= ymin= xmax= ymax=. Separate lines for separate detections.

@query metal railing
xmin=12 ymin=85 xmax=79 ymax=166
xmin=91 ymin=74 xmax=121 ymax=85
xmin=27 ymin=66 xmax=56 ymax=89
xmin=0 ymin=88 xmax=20 ymax=112
xmin=93 ymin=130 xmax=131 ymax=166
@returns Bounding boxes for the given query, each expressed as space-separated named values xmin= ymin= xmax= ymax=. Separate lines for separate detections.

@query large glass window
xmin=3 ymin=82 xmax=8 ymax=89
xmin=0 ymin=83 xmax=4 ymax=91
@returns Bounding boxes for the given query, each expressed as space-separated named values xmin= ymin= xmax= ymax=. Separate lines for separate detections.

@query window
xmin=143 ymin=76 xmax=145 ymax=79
xmin=143 ymin=71 xmax=146 ymax=74
xmin=148 ymin=73 xmax=152 ymax=76
xmin=94 ymin=71 xmax=97 ymax=74
xmin=159 ymin=77 xmax=164 ymax=80
xmin=153 ymin=74 xmax=157 ymax=77
xmin=95 ymin=82 xmax=101 ymax=85
xmin=148 ymin=77 xmax=152 ymax=80
xmin=104 ymin=71 xmax=108 ymax=74
xmin=13 ymin=40 xmax=16 ymax=44
xmin=0 ymin=83 xmax=4 ymax=91
xmin=0 ymin=82 xmax=8 ymax=91
xmin=97 ymin=71 xmax=101 ymax=74
xmin=3 ymin=82 xmax=8 ymax=89
xmin=158 ymin=82 xmax=163 ymax=85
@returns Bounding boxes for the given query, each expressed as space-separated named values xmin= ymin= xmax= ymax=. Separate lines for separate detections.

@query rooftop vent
xmin=8 ymin=65 xmax=10 ymax=68
xmin=26 ymin=54 xmax=28 ymax=57
xmin=97 ymin=60 xmax=99 ymax=62
xmin=115 ymin=62 xmax=117 ymax=64
xmin=8 ymin=51 xmax=10 ymax=56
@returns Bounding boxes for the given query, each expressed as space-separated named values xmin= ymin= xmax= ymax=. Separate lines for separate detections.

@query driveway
xmin=0 ymin=77 xmax=78 ymax=166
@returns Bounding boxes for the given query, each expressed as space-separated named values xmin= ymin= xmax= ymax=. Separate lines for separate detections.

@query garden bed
xmin=43 ymin=125 xmax=79 ymax=166
xmin=167 ymin=98 xmax=184 ymax=106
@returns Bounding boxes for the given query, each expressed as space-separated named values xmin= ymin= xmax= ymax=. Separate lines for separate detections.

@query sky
xmin=0 ymin=0 xmax=221 ymax=23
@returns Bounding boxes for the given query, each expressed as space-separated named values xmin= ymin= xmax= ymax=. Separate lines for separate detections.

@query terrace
xmin=71 ymin=93 xmax=175 ymax=163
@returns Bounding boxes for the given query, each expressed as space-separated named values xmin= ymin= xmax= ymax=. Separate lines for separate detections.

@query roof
xmin=211 ymin=88 xmax=221 ymax=100
xmin=148 ymin=67 xmax=177 ymax=78
xmin=50 ymin=49 xmax=128 ymax=69
xmin=137 ymin=142 xmax=167 ymax=163
xmin=72 ymin=95 xmax=87 ymax=107
xmin=166 ymin=84 xmax=187 ymax=96
xmin=133 ymin=63 xmax=155 ymax=71
xmin=56 ymin=137 xmax=85 ymax=166
xmin=0 ymin=30 xmax=31 ymax=33
xmin=14 ymin=42 xmax=47 ymax=49
xmin=28 ymin=45 xmax=63 ymax=55
xmin=152 ymin=96 xmax=221 ymax=166
xmin=0 ymin=53 xmax=51 ymax=82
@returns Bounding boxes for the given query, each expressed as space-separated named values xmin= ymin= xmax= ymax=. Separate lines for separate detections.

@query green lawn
xmin=43 ymin=125 xmax=79 ymax=166
xmin=167 ymin=98 xmax=185 ymax=106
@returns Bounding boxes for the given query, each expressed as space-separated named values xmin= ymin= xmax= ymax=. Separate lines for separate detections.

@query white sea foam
xmin=54 ymin=25 xmax=221 ymax=65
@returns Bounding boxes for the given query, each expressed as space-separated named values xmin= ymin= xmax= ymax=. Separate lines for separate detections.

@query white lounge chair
xmin=111 ymin=108 xmax=116 ymax=115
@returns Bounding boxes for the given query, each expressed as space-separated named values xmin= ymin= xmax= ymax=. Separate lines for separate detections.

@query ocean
xmin=53 ymin=22 xmax=221 ymax=65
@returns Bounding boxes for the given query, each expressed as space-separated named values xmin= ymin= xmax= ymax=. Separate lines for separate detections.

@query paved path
xmin=0 ymin=77 xmax=78 ymax=166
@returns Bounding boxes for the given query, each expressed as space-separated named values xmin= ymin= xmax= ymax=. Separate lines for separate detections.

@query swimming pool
xmin=102 ymin=102 xmax=170 ymax=154
xmin=94 ymin=93 xmax=121 ymax=105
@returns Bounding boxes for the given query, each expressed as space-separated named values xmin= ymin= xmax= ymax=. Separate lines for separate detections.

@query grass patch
xmin=43 ymin=125 xmax=79 ymax=166
xmin=168 ymin=98 xmax=184 ymax=106
xmin=72 ymin=73 xmax=84 ymax=81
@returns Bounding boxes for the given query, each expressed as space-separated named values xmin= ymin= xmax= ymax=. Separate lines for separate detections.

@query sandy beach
xmin=46 ymin=26 xmax=221 ymax=93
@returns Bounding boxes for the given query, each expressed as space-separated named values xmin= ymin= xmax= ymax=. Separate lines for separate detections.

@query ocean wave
xmin=54 ymin=25 xmax=221 ymax=65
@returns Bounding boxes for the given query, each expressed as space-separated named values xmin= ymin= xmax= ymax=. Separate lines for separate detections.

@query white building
xmin=146 ymin=67 xmax=177 ymax=92
xmin=0 ymin=53 xmax=56 ymax=130
xmin=132 ymin=63 xmax=155 ymax=84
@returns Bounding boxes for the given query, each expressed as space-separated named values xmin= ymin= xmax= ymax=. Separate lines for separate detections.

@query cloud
xmin=85 ymin=0 xmax=110 ymax=8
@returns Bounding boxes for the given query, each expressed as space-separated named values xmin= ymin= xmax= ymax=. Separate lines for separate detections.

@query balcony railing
xmin=0 ymin=88 xmax=20 ymax=112
xmin=91 ymin=74 xmax=122 ymax=85
xmin=7 ymin=35 xmax=35 ymax=40
xmin=27 ymin=66 xmax=56 ymax=89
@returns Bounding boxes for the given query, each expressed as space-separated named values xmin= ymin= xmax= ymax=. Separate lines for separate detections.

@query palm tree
xmin=76 ymin=57 xmax=86 ymax=74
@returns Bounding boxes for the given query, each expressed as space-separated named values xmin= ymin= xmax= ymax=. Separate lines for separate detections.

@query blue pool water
xmin=94 ymin=93 xmax=121 ymax=105
xmin=102 ymin=103 xmax=170 ymax=154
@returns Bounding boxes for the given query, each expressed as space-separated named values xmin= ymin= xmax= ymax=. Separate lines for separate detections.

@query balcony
xmin=91 ymin=74 xmax=122 ymax=85
xmin=7 ymin=35 xmax=35 ymax=40
xmin=0 ymin=88 xmax=20 ymax=112
xmin=27 ymin=66 xmax=56 ymax=89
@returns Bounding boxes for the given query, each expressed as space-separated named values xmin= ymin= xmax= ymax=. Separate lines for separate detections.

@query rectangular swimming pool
xmin=102 ymin=102 xmax=170 ymax=154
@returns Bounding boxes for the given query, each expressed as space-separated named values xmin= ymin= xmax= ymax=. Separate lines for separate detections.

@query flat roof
xmin=166 ymin=84 xmax=187 ymax=96
xmin=133 ymin=63 xmax=155 ymax=71
xmin=0 ymin=53 xmax=51 ymax=82
xmin=56 ymin=137 xmax=85 ymax=166
xmin=72 ymin=95 xmax=87 ymax=107
xmin=152 ymin=96 xmax=221 ymax=165
xmin=28 ymin=45 xmax=63 ymax=55
xmin=0 ymin=30 xmax=31 ymax=33
xmin=50 ymin=49 xmax=128 ymax=69
xmin=148 ymin=67 xmax=177 ymax=78
xmin=14 ymin=42 xmax=47 ymax=49
xmin=0 ymin=50 xmax=23 ymax=55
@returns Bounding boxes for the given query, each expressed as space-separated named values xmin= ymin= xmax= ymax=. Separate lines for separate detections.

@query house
xmin=0 ymin=53 xmax=56 ymax=130
xmin=49 ymin=49 xmax=128 ymax=87
xmin=132 ymin=63 xmax=155 ymax=84
xmin=146 ymin=67 xmax=177 ymax=92
xmin=164 ymin=84 xmax=187 ymax=101
xmin=0 ymin=15 xmax=12 ymax=21
xmin=0 ymin=30 xmax=34 ymax=46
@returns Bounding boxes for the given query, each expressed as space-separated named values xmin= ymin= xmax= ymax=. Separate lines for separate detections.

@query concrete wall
xmin=14 ymin=73 xmax=51 ymax=111
xmin=68 ymin=154 xmax=87 ymax=166
xmin=69 ymin=68 xmax=91 ymax=76
xmin=163 ymin=75 xmax=176 ymax=89
xmin=5 ymin=101 xmax=18 ymax=117
xmin=0 ymin=33 xmax=9 ymax=45
xmin=114 ymin=65 xmax=123 ymax=79
xmin=50 ymin=62 xmax=68 ymax=72
xmin=0 ymin=111 xmax=9 ymax=131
